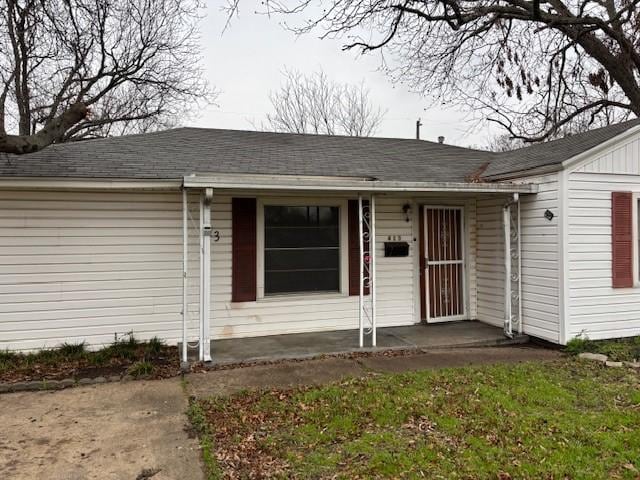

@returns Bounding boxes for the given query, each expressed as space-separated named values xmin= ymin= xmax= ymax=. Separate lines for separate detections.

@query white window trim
xmin=256 ymin=196 xmax=349 ymax=300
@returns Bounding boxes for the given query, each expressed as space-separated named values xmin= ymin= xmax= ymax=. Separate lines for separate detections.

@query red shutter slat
xmin=232 ymin=198 xmax=257 ymax=302
xmin=348 ymin=200 xmax=370 ymax=296
xmin=612 ymin=191 xmax=633 ymax=288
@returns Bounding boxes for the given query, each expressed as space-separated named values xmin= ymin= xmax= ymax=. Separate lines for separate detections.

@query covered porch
xmin=180 ymin=174 xmax=538 ymax=365
xmin=187 ymin=321 xmax=528 ymax=365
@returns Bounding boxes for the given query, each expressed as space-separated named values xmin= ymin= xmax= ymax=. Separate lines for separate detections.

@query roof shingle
xmin=1 ymin=120 xmax=638 ymax=183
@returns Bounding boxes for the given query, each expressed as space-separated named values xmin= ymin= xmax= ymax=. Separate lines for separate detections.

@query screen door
xmin=424 ymin=206 xmax=465 ymax=322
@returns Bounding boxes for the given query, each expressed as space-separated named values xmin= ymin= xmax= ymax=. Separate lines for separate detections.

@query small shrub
xmin=106 ymin=336 xmax=140 ymax=360
xmin=0 ymin=349 xmax=18 ymax=362
xmin=566 ymin=335 xmax=640 ymax=361
xmin=0 ymin=350 xmax=19 ymax=373
xmin=128 ymin=360 xmax=154 ymax=377
xmin=88 ymin=350 xmax=111 ymax=366
xmin=146 ymin=336 xmax=165 ymax=356
xmin=598 ymin=341 xmax=635 ymax=362
xmin=58 ymin=342 xmax=87 ymax=359
xmin=565 ymin=337 xmax=598 ymax=355
xmin=25 ymin=348 xmax=63 ymax=366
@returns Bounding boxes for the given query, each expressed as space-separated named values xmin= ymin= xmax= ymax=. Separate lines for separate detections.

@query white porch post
xmin=358 ymin=194 xmax=364 ymax=348
xmin=370 ymin=194 xmax=377 ymax=347
xmin=182 ymin=188 xmax=188 ymax=364
xmin=503 ymin=203 xmax=513 ymax=338
xmin=358 ymin=193 xmax=376 ymax=348
xmin=199 ymin=188 xmax=213 ymax=362
xmin=503 ymin=192 xmax=522 ymax=338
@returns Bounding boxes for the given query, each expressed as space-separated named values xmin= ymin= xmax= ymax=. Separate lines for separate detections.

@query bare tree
xmin=485 ymin=134 xmax=527 ymax=151
xmin=265 ymin=69 xmax=385 ymax=136
xmin=0 ymin=0 xmax=212 ymax=154
xmin=262 ymin=0 xmax=640 ymax=142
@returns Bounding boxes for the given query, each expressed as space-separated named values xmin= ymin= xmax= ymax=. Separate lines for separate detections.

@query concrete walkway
xmin=0 ymin=380 xmax=203 ymax=480
xmin=193 ymin=321 xmax=528 ymax=365
xmin=187 ymin=345 xmax=561 ymax=398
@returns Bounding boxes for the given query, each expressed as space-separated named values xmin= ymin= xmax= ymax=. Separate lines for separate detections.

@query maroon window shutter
xmin=348 ymin=200 xmax=370 ymax=296
xmin=612 ymin=191 xmax=633 ymax=288
xmin=232 ymin=198 xmax=257 ymax=302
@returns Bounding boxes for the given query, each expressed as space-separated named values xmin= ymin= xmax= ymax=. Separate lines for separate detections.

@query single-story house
xmin=2 ymin=120 xmax=640 ymax=359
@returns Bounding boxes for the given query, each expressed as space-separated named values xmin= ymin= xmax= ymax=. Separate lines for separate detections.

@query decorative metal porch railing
xmin=359 ymin=194 xmax=376 ymax=347
xmin=504 ymin=194 xmax=522 ymax=337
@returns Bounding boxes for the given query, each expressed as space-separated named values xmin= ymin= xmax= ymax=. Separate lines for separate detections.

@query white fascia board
xmin=562 ymin=124 xmax=640 ymax=172
xmin=183 ymin=174 xmax=538 ymax=194
xmin=0 ymin=177 xmax=182 ymax=190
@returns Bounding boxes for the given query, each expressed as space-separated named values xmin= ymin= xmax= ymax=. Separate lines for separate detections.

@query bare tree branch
xmin=265 ymin=69 xmax=386 ymax=136
xmin=265 ymin=0 xmax=640 ymax=141
xmin=0 ymin=0 xmax=214 ymax=154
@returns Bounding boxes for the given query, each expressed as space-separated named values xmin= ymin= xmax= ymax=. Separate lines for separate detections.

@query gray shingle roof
xmin=486 ymin=119 xmax=640 ymax=179
xmin=0 ymin=128 xmax=493 ymax=183
xmin=0 ymin=120 xmax=638 ymax=183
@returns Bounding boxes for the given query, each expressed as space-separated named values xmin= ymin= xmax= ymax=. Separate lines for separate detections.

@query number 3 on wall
xmin=213 ymin=231 xmax=220 ymax=242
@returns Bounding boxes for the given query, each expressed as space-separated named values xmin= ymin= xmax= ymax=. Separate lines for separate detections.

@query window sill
xmin=256 ymin=291 xmax=348 ymax=303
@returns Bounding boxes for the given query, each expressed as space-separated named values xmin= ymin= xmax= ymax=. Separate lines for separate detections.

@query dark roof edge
xmin=484 ymin=120 xmax=640 ymax=180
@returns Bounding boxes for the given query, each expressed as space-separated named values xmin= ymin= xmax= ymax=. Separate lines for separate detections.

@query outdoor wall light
xmin=544 ymin=209 xmax=554 ymax=221
xmin=402 ymin=203 xmax=412 ymax=222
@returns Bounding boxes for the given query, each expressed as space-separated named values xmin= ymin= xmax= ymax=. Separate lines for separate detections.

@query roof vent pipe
xmin=438 ymin=136 xmax=445 ymax=144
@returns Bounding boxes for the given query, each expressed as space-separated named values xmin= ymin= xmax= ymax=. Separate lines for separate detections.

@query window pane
xmin=265 ymin=270 xmax=340 ymax=294
xmin=264 ymin=205 xmax=340 ymax=295
xmin=265 ymin=226 xmax=339 ymax=248
xmin=265 ymin=248 xmax=339 ymax=271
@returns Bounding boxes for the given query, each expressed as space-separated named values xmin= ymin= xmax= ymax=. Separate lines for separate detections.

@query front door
xmin=424 ymin=206 xmax=466 ymax=322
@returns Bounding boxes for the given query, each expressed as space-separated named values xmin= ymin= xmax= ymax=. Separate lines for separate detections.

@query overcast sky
xmin=191 ymin=1 xmax=496 ymax=147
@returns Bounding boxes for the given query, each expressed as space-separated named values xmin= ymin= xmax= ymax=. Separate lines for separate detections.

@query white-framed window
xmin=256 ymin=198 xmax=348 ymax=298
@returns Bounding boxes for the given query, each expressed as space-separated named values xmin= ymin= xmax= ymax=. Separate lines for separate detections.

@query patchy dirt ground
xmin=0 ymin=379 xmax=203 ymax=480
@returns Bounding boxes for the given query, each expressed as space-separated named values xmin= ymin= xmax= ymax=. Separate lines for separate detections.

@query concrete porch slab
xmin=191 ymin=321 xmax=528 ymax=365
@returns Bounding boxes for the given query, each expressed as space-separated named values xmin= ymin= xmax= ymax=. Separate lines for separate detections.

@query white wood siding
xmin=474 ymin=181 xmax=561 ymax=342
xmin=0 ymin=188 xmax=510 ymax=351
xmin=0 ymin=190 xmax=187 ymax=351
xmin=566 ymin=172 xmax=640 ymax=340
xmin=519 ymin=174 xmax=561 ymax=342
xmin=574 ymin=134 xmax=640 ymax=175
xmin=476 ymin=197 xmax=505 ymax=327
xmin=0 ymin=190 xmax=421 ymax=350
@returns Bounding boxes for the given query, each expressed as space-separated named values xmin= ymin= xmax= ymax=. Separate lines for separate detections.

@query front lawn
xmin=191 ymin=359 xmax=640 ymax=479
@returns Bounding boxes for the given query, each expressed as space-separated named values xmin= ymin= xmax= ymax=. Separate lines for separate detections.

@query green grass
xmin=566 ymin=336 xmax=640 ymax=361
xmin=186 ymin=400 xmax=223 ymax=480
xmin=194 ymin=359 xmax=640 ymax=479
